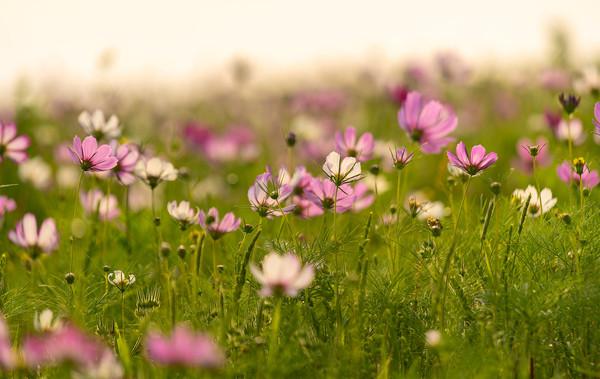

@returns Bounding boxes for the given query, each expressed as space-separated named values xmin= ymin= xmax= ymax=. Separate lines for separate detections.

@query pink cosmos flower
xmin=556 ymin=118 xmax=585 ymax=146
xmin=146 ymin=326 xmax=224 ymax=368
xmin=184 ymin=123 xmax=258 ymax=164
xmin=447 ymin=142 xmax=498 ymax=176
xmin=352 ymin=183 xmax=375 ymax=212
xmin=291 ymin=197 xmax=323 ymax=219
xmin=250 ymin=252 xmax=314 ymax=297
xmin=0 ymin=314 xmax=15 ymax=370
xmin=593 ymin=102 xmax=600 ymax=136
xmin=387 ymin=84 xmax=409 ymax=106
xmin=0 ymin=196 xmax=16 ymax=217
xmin=544 ymin=109 xmax=562 ymax=135
xmin=68 ymin=136 xmax=118 ymax=172
xmin=248 ymin=168 xmax=294 ymax=218
xmin=557 ymin=161 xmax=600 ymax=189
xmin=9 ymin=213 xmax=58 ymax=255
xmin=335 ymin=127 xmax=374 ymax=162
xmin=514 ymin=137 xmax=551 ymax=173
xmin=392 ymin=147 xmax=414 ymax=170
xmin=291 ymin=89 xmax=347 ymax=114
xmin=22 ymin=324 xmax=108 ymax=369
xmin=198 ymin=208 xmax=241 ymax=240
xmin=80 ymin=190 xmax=120 ymax=221
xmin=397 ymin=91 xmax=457 ymax=154
xmin=306 ymin=177 xmax=355 ymax=213
xmin=110 ymin=141 xmax=139 ymax=185
xmin=0 ymin=122 xmax=30 ymax=163
xmin=285 ymin=166 xmax=313 ymax=196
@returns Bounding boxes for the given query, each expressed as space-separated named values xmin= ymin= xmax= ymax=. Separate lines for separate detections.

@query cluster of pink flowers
xmin=184 ymin=122 xmax=258 ymax=164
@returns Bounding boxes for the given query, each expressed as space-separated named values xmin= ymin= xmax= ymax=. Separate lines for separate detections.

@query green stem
xmin=267 ymin=297 xmax=283 ymax=374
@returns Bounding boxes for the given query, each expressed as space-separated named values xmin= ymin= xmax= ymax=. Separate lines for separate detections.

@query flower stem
xmin=267 ymin=297 xmax=283 ymax=374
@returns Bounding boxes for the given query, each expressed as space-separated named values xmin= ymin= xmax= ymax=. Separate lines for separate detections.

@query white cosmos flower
xmin=556 ymin=118 xmax=585 ymax=145
xmin=19 ymin=156 xmax=52 ymax=189
xmin=250 ymin=252 xmax=314 ymax=297
xmin=322 ymin=151 xmax=362 ymax=186
xmin=108 ymin=270 xmax=136 ymax=292
xmin=425 ymin=329 xmax=442 ymax=347
xmin=574 ymin=66 xmax=600 ymax=95
xmin=512 ymin=185 xmax=557 ymax=217
xmin=167 ymin=201 xmax=199 ymax=229
xmin=405 ymin=191 xmax=450 ymax=221
xmin=34 ymin=309 xmax=62 ymax=332
xmin=135 ymin=157 xmax=178 ymax=189
xmin=78 ymin=110 xmax=121 ymax=140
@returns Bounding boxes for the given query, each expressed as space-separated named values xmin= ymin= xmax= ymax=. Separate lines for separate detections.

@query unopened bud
xmin=65 ymin=272 xmax=76 ymax=285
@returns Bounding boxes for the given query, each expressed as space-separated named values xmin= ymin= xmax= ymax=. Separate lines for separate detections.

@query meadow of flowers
xmin=1 ymin=53 xmax=600 ymax=378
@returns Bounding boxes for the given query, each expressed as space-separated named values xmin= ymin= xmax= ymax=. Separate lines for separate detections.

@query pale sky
xmin=1 ymin=0 xmax=599 ymax=88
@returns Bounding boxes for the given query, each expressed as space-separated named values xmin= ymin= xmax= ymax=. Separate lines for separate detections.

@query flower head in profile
xmin=405 ymin=192 xmax=449 ymax=221
xmin=135 ymin=157 xmax=178 ymax=189
xmin=108 ymin=270 xmax=136 ymax=292
xmin=198 ymin=208 xmax=241 ymax=240
xmin=0 ymin=122 xmax=30 ymax=164
xmin=335 ymin=127 xmax=374 ymax=162
xmin=557 ymin=160 xmax=600 ymax=190
xmin=250 ymin=252 xmax=314 ymax=297
xmin=397 ymin=91 xmax=457 ymax=154
xmin=512 ymin=186 xmax=557 ymax=217
xmin=322 ymin=151 xmax=362 ymax=186
xmin=514 ymin=137 xmax=550 ymax=173
xmin=78 ymin=110 xmax=121 ymax=141
xmin=0 ymin=314 xmax=15 ymax=370
xmin=34 ymin=309 xmax=63 ymax=333
xmin=391 ymin=147 xmax=414 ymax=170
xmin=146 ymin=325 xmax=224 ymax=368
xmin=556 ymin=118 xmax=585 ymax=145
xmin=80 ymin=190 xmax=120 ymax=221
xmin=68 ymin=136 xmax=118 ymax=172
xmin=9 ymin=213 xmax=59 ymax=256
xmin=0 ymin=196 xmax=16 ymax=218
xmin=19 ymin=156 xmax=52 ymax=189
xmin=447 ymin=141 xmax=498 ymax=176
xmin=167 ymin=201 xmax=199 ymax=230
xmin=305 ymin=178 xmax=354 ymax=214
xmin=593 ymin=102 xmax=600 ymax=136
xmin=111 ymin=142 xmax=139 ymax=185
xmin=248 ymin=168 xmax=294 ymax=218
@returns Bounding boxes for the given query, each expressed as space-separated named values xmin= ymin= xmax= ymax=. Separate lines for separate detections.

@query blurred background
xmin=1 ymin=0 xmax=599 ymax=99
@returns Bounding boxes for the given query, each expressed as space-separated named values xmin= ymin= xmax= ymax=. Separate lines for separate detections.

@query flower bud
xmin=154 ymin=217 xmax=161 ymax=226
xmin=427 ymin=217 xmax=443 ymax=237
xmin=65 ymin=272 xmax=76 ymax=284
xmin=559 ymin=212 xmax=572 ymax=225
xmin=177 ymin=245 xmax=186 ymax=259
xmin=369 ymin=165 xmax=380 ymax=176
xmin=285 ymin=132 xmax=297 ymax=147
xmin=242 ymin=224 xmax=254 ymax=234
xmin=558 ymin=93 xmax=581 ymax=115
xmin=490 ymin=181 xmax=502 ymax=195
xmin=103 ymin=265 xmax=111 ymax=273
xmin=160 ymin=242 xmax=171 ymax=258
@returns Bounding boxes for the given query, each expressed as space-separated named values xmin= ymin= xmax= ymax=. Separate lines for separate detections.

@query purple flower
xmin=352 ymin=183 xmax=375 ymax=212
xmin=250 ymin=252 xmax=314 ymax=297
xmin=557 ymin=161 xmax=600 ymax=189
xmin=248 ymin=168 xmax=294 ymax=218
xmin=306 ymin=177 xmax=354 ymax=213
xmin=111 ymin=142 xmax=139 ymax=185
xmin=593 ymin=102 xmax=600 ymax=136
xmin=80 ymin=190 xmax=121 ymax=221
xmin=198 ymin=208 xmax=241 ymax=240
xmin=22 ymin=324 xmax=109 ymax=369
xmin=447 ymin=141 xmax=498 ymax=176
xmin=544 ymin=109 xmax=562 ymax=135
xmin=0 ymin=196 xmax=16 ymax=217
xmin=392 ymin=147 xmax=414 ymax=170
xmin=387 ymin=84 xmax=409 ymax=106
xmin=397 ymin=91 xmax=457 ymax=154
xmin=68 ymin=136 xmax=118 ymax=172
xmin=514 ymin=137 xmax=551 ymax=173
xmin=9 ymin=213 xmax=58 ymax=256
xmin=184 ymin=123 xmax=258 ymax=164
xmin=0 ymin=122 xmax=30 ymax=164
xmin=146 ymin=326 xmax=224 ymax=368
xmin=335 ymin=127 xmax=374 ymax=162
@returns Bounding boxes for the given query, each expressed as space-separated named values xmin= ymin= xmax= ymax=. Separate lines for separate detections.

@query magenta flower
xmin=9 ymin=213 xmax=58 ymax=256
xmin=306 ymin=177 xmax=355 ymax=213
xmin=392 ymin=147 xmax=414 ymax=170
xmin=68 ymin=136 xmax=118 ymax=172
xmin=557 ymin=161 xmax=600 ymax=189
xmin=398 ymin=91 xmax=457 ymax=154
xmin=184 ymin=123 xmax=258 ymax=164
xmin=387 ymin=84 xmax=409 ymax=106
xmin=198 ymin=208 xmax=241 ymax=240
xmin=593 ymin=102 xmax=600 ymax=136
xmin=291 ymin=197 xmax=323 ymax=219
xmin=22 ymin=324 xmax=108 ymax=369
xmin=286 ymin=166 xmax=313 ymax=196
xmin=146 ymin=326 xmax=224 ymax=368
xmin=335 ymin=127 xmax=374 ymax=162
xmin=514 ymin=137 xmax=551 ymax=173
xmin=447 ymin=142 xmax=498 ymax=176
xmin=111 ymin=142 xmax=139 ymax=185
xmin=251 ymin=252 xmax=315 ymax=297
xmin=352 ymin=183 xmax=375 ymax=212
xmin=0 ymin=196 xmax=16 ymax=217
xmin=0 ymin=122 xmax=30 ymax=164
xmin=248 ymin=168 xmax=294 ymax=218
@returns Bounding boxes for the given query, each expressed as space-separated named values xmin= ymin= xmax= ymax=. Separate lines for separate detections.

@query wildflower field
xmin=1 ymin=56 xmax=600 ymax=378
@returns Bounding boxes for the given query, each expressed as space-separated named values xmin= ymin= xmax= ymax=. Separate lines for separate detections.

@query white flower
xmin=322 ymin=151 xmax=362 ymax=186
xmin=108 ymin=270 xmax=136 ymax=292
xmin=250 ymin=252 xmax=314 ymax=297
xmin=406 ymin=192 xmax=450 ymax=221
xmin=425 ymin=329 xmax=442 ymax=347
xmin=574 ymin=66 xmax=600 ymax=95
xmin=78 ymin=110 xmax=121 ymax=140
xmin=167 ymin=201 xmax=199 ymax=229
xmin=34 ymin=309 xmax=62 ymax=332
xmin=56 ymin=166 xmax=80 ymax=188
xmin=19 ymin=156 xmax=52 ymax=189
xmin=512 ymin=185 xmax=557 ymax=217
xmin=73 ymin=350 xmax=124 ymax=379
xmin=135 ymin=157 xmax=178 ymax=188
xmin=556 ymin=118 xmax=585 ymax=145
